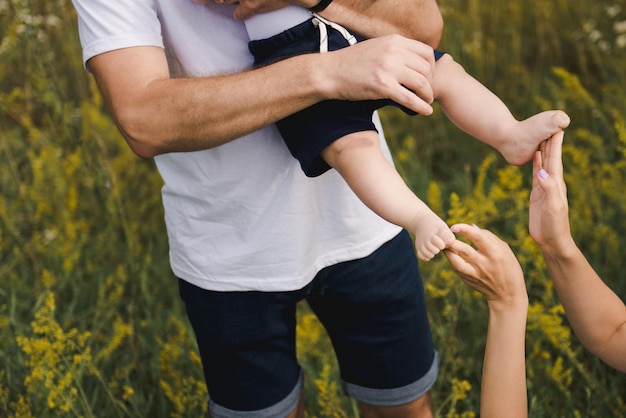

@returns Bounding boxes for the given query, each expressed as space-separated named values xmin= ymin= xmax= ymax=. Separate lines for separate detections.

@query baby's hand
xmin=414 ymin=218 xmax=455 ymax=261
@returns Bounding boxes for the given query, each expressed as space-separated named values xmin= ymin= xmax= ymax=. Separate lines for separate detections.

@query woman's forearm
xmin=481 ymin=301 xmax=528 ymax=418
xmin=541 ymin=244 xmax=626 ymax=371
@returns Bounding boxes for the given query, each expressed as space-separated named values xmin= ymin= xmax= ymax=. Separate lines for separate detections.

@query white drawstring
xmin=311 ymin=13 xmax=357 ymax=53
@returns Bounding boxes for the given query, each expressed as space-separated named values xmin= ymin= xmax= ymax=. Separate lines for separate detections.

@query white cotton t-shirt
xmin=244 ymin=6 xmax=310 ymax=41
xmin=72 ymin=0 xmax=402 ymax=291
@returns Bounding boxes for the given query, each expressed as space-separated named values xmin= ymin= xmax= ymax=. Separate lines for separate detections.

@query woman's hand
xmin=445 ymin=224 xmax=527 ymax=311
xmin=528 ymin=131 xmax=574 ymax=256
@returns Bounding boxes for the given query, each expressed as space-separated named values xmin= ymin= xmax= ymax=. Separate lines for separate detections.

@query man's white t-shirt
xmin=244 ymin=6 xmax=310 ymax=41
xmin=72 ymin=0 xmax=402 ymax=291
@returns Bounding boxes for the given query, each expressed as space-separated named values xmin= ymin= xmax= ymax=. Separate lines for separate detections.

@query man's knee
xmin=358 ymin=392 xmax=434 ymax=418
xmin=285 ymin=397 xmax=305 ymax=418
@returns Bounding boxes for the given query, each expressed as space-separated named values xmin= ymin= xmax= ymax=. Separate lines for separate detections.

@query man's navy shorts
xmin=248 ymin=18 xmax=445 ymax=177
xmin=179 ymin=230 xmax=439 ymax=417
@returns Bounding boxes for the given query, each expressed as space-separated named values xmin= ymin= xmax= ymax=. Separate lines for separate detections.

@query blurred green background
xmin=1 ymin=0 xmax=625 ymax=416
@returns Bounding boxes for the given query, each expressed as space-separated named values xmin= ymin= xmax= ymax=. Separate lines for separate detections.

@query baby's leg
xmin=321 ymin=132 xmax=455 ymax=261
xmin=432 ymin=54 xmax=570 ymax=166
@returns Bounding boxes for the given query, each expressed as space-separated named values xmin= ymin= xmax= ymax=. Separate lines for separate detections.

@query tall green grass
xmin=1 ymin=0 xmax=625 ymax=416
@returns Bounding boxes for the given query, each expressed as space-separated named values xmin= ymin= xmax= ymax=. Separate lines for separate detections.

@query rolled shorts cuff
xmin=209 ymin=371 xmax=303 ymax=418
xmin=341 ymin=351 xmax=440 ymax=406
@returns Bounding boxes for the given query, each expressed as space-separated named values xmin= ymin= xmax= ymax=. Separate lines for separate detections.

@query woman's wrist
xmin=539 ymin=234 xmax=579 ymax=261
xmin=488 ymin=292 xmax=529 ymax=317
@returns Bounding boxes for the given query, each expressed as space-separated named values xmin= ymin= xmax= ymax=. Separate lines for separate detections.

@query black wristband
xmin=309 ymin=0 xmax=333 ymax=13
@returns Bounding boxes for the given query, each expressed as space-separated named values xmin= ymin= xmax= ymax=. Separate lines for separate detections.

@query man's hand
xmin=322 ymin=34 xmax=436 ymax=115
xmin=192 ymin=0 xmax=438 ymax=114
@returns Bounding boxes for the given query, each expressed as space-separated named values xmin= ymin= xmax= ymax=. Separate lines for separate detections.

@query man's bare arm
xmin=198 ymin=0 xmax=444 ymax=48
xmin=89 ymin=36 xmax=436 ymax=158
xmin=319 ymin=0 xmax=443 ymax=46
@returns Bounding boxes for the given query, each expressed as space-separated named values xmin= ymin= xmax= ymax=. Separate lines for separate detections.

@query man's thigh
xmin=178 ymin=280 xmax=304 ymax=417
xmin=306 ymin=230 xmax=439 ymax=406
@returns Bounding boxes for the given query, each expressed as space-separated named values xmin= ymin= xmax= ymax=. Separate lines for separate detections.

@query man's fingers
xmin=392 ymin=84 xmax=434 ymax=115
xmin=233 ymin=0 xmax=290 ymax=19
xmin=397 ymin=39 xmax=436 ymax=113
xmin=405 ymin=40 xmax=436 ymax=83
xmin=357 ymin=36 xmax=435 ymax=115
xmin=233 ymin=5 xmax=254 ymax=20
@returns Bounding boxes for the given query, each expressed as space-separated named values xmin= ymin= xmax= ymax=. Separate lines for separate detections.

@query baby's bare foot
xmin=414 ymin=218 xmax=456 ymax=261
xmin=502 ymin=110 xmax=570 ymax=166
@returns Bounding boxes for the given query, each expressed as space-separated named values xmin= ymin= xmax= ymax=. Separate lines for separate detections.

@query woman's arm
xmin=530 ymin=132 xmax=626 ymax=372
xmin=445 ymin=224 xmax=528 ymax=418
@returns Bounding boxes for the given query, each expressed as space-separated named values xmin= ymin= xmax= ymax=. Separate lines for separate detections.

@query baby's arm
xmin=321 ymin=131 xmax=454 ymax=261
xmin=432 ymin=54 xmax=570 ymax=166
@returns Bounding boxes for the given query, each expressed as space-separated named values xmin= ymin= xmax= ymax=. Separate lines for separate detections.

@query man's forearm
xmin=91 ymin=36 xmax=436 ymax=158
xmin=91 ymin=48 xmax=330 ymax=158
xmin=89 ymin=0 xmax=442 ymax=158
xmin=319 ymin=0 xmax=443 ymax=46
xmin=134 ymin=59 xmax=328 ymax=157
xmin=228 ymin=0 xmax=444 ymax=45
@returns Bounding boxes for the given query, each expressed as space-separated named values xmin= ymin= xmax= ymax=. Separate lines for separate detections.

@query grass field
xmin=1 ymin=0 xmax=625 ymax=416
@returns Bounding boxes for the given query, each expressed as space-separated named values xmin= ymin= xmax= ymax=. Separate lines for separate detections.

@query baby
xmin=245 ymin=7 xmax=570 ymax=260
